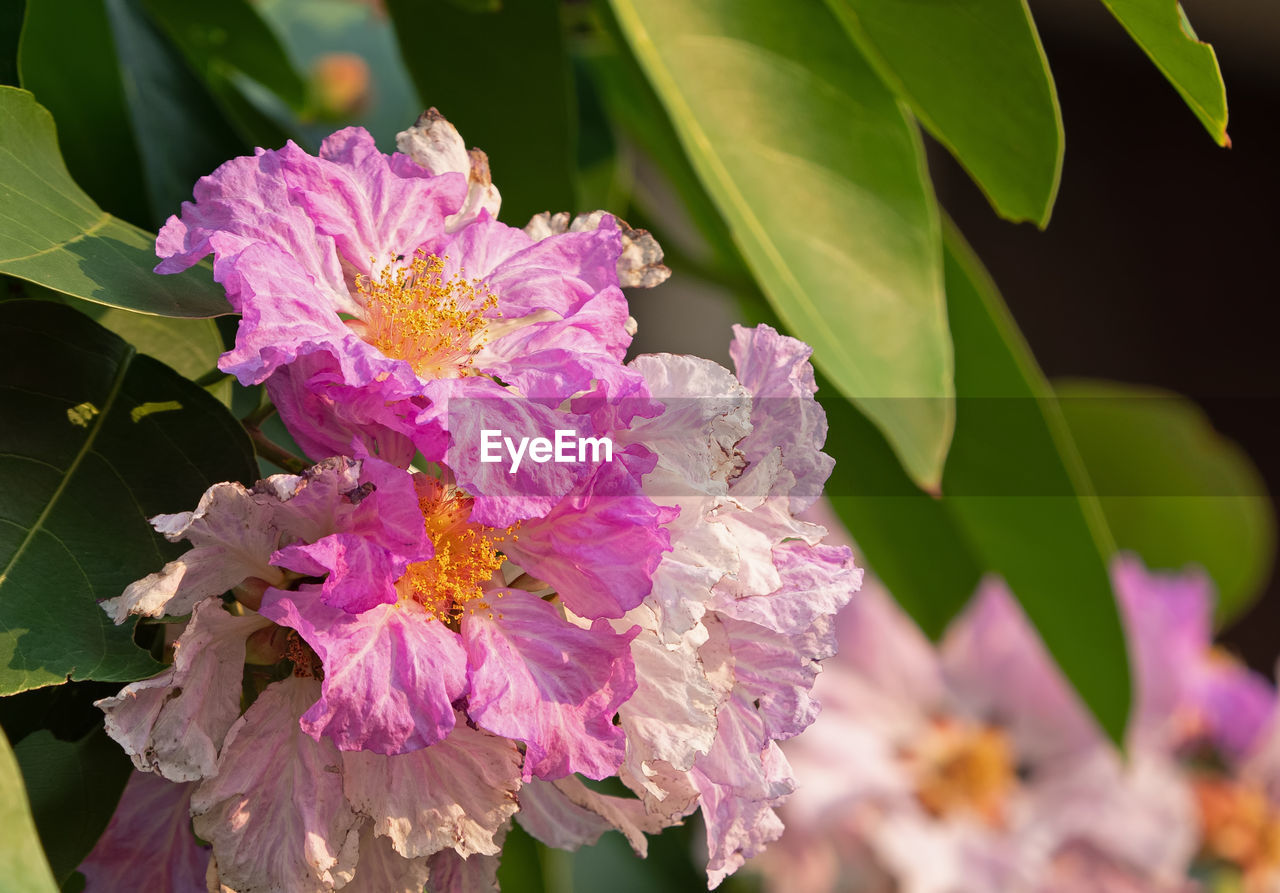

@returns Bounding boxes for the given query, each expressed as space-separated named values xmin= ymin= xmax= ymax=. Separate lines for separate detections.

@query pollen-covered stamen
xmin=902 ymin=717 xmax=1017 ymax=827
xmin=397 ymin=476 xmax=516 ymax=624
xmin=353 ymin=250 xmax=499 ymax=378
xmin=1194 ymin=774 xmax=1280 ymax=879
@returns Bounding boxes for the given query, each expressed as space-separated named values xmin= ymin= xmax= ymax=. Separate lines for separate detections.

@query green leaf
xmin=14 ymin=727 xmax=131 ymax=884
xmin=820 ymin=384 xmax=984 ymax=638
xmin=0 ymin=87 xmax=230 ymax=317
xmin=823 ymin=0 xmax=1062 ymax=226
xmin=1056 ymin=379 xmax=1275 ymax=627
xmin=0 ymin=725 xmax=58 ymax=893
xmin=608 ymin=0 xmax=954 ymax=490
xmin=0 ymin=301 xmax=257 ymax=695
xmin=17 ymin=0 xmax=152 ymax=225
xmin=385 ymin=0 xmax=576 ymax=225
xmin=1097 ymin=0 xmax=1227 ymax=145
xmin=939 ymin=222 xmax=1129 ymax=745
xmin=20 ymin=0 xmax=253 ymax=228
xmin=142 ymin=0 xmax=307 ymax=110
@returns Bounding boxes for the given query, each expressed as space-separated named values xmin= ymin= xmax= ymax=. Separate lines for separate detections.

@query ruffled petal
xmin=425 ymin=826 xmax=506 ymax=893
xmin=729 ymin=324 xmax=835 ymax=512
xmin=98 ymin=601 xmax=270 ymax=781
xmin=502 ymin=459 xmax=671 ymax=620
xmin=103 ymin=482 xmax=285 ymax=622
xmin=191 ymin=676 xmax=363 ymax=893
xmin=461 ymin=592 xmax=637 ymax=781
xmin=342 ymin=719 xmax=520 ymax=858
xmin=516 ymin=776 xmax=668 ymax=857
xmin=344 ymin=822 xmax=433 ymax=893
xmin=260 ymin=591 xmax=467 ymax=754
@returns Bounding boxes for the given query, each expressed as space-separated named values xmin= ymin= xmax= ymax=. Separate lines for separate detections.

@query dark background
xmin=933 ymin=0 xmax=1280 ymax=667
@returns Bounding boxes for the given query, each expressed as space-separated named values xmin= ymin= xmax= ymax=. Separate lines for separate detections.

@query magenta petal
xmin=273 ymin=534 xmax=402 ymax=613
xmin=504 ymin=459 xmax=671 ymax=620
xmin=461 ymin=592 xmax=637 ymax=781
xmin=79 ymin=772 xmax=208 ymax=893
xmin=260 ymin=591 xmax=467 ymax=754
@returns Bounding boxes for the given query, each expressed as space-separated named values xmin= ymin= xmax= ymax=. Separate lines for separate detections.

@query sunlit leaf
xmin=823 ymin=0 xmax=1062 ymax=225
xmin=608 ymin=0 xmax=954 ymax=490
xmin=0 ymin=301 xmax=256 ymax=695
xmin=0 ymin=87 xmax=230 ymax=317
xmin=0 ymin=725 xmax=58 ymax=893
xmin=1098 ymin=0 xmax=1227 ymax=145
xmin=1057 ymin=379 xmax=1275 ymax=627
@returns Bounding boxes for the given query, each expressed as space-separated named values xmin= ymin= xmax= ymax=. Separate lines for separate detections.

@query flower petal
xmin=342 ymin=719 xmax=521 ymax=858
xmin=260 ymin=592 xmax=467 ymax=754
xmin=461 ymin=592 xmax=637 ymax=781
xmin=98 ymin=601 xmax=270 ymax=782
xmin=78 ymin=771 xmax=208 ymax=892
xmin=191 ymin=676 xmax=363 ymax=893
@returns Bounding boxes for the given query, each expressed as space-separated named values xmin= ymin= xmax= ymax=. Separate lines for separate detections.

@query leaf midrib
xmin=0 ymin=343 xmax=136 ymax=588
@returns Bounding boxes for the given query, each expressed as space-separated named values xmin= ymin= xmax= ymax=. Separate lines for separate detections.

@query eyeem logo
xmin=479 ymin=429 xmax=613 ymax=474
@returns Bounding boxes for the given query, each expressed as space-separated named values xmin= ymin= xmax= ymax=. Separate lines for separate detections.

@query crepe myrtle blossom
xmin=1112 ymin=557 xmax=1280 ymax=893
xmin=153 ymin=109 xmax=668 ymax=526
xmin=93 ymin=454 xmax=666 ymax=892
xmin=511 ymin=324 xmax=862 ymax=888
xmin=756 ymin=555 xmax=1280 ymax=893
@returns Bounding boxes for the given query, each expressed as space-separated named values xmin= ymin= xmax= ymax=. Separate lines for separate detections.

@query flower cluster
xmin=90 ymin=110 xmax=860 ymax=892
xmin=759 ymin=544 xmax=1280 ymax=893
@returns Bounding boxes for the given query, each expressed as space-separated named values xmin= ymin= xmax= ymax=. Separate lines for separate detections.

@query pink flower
xmin=515 ymin=325 xmax=861 ymax=888
xmin=97 ymin=455 xmax=661 ymax=890
xmin=153 ymin=114 xmax=659 ymax=525
xmin=761 ymin=554 xmax=1279 ymax=893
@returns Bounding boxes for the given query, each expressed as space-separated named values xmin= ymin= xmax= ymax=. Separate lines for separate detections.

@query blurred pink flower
xmin=758 ymin=554 xmax=1280 ymax=892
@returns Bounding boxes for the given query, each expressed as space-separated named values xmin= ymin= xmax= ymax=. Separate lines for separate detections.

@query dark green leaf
xmin=14 ymin=727 xmax=131 ymax=884
xmin=940 ymin=222 xmax=1129 ymax=745
xmin=0 ymin=87 xmax=230 ymax=317
xmin=823 ymin=0 xmax=1063 ymax=225
xmin=0 ymin=725 xmax=58 ymax=893
xmin=142 ymin=0 xmax=306 ymax=109
xmin=0 ymin=301 xmax=257 ymax=694
xmin=1056 ymin=379 xmax=1275 ymax=627
xmin=385 ymin=0 xmax=576 ymax=225
xmin=608 ymin=0 xmax=954 ymax=491
xmin=0 ymin=0 xmax=23 ymax=87
xmin=17 ymin=0 xmax=151 ymax=225
xmin=21 ymin=0 xmax=253 ymax=228
xmin=101 ymin=0 xmax=252 ymax=222
xmin=1098 ymin=0 xmax=1228 ymax=145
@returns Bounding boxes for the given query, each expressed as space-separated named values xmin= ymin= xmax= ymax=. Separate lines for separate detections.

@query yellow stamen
xmin=905 ymin=718 xmax=1017 ymax=827
xmin=354 ymin=250 xmax=498 ymax=378
xmin=1195 ymin=774 xmax=1280 ymax=882
xmin=397 ymin=476 xmax=512 ymax=625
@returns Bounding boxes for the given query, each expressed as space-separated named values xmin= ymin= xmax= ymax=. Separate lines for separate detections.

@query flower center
xmin=396 ymin=476 xmax=510 ymax=624
xmin=1194 ymin=775 xmax=1280 ymax=879
xmin=354 ymin=250 xmax=498 ymax=378
xmin=904 ymin=717 xmax=1017 ymax=826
